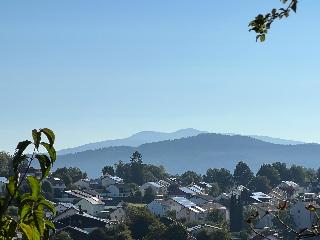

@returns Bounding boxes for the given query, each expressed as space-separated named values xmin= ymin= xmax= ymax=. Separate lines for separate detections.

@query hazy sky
xmin=1 ymin=0 xmax=320 ymax=152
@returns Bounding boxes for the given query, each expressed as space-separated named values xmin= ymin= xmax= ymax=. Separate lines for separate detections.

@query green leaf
xmin=259 ymin=34 xmax=266 ymax=42
xmin=35 ymin=154 xmax=51 ymax=179
xmin=39 ymin=198 xmax=56 ymax=215
xmin=40 ymin=142 xmax=56 ymax=164
xmin=19 ymin=223 xmax=40 ymax=240
xmin=32 ymin=129 xmax=41 ymax=150
xmin=33 ymin=208 xmax=45 ymax=236
xmin=13 ymin=140 xmax=31 ymax=172
xmin=40 ymin=128 xmax=55 ymax=146
xmin=6 ymin=176 xmax=17 ymax=198
xmin=27 ymin=176 xmax=40 ymax=199
xmin=20 ymin=204 xmax=32 ymax=221
xmin=44 ymin=220 xmax=55 ymax=230
xmin=16 ymin=140 xmax=32 ymax=155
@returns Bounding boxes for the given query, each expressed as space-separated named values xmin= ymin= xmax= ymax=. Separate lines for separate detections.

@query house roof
xmin=145 ymin=182 xmax=162 ymax=188
xmin=188 ymin=185 xmax=204 ymax=194
xmin=250 ymin=192 xmax=272 ymax=203
xmin=0 ymin=177 xmax=8 ymax=184
xmin=47 ymin=177 xmax=65 ymax=185
xmin=101 ymin=174 xmax=123 ymax=182
xmin=65 ymin=189 xmax=96 ymax=199
xmin=80 ymin=197 xmax=105 ymax=205
xmin=55 ymin=212 xmax=111 ymax=229
xmin=179 ymin=187 xmax=196 ymax=195
xmin=158 ymin=180 xmax=170 ymax=187
xmin=56 ymin=202 xmax=78 ymax=210
xmin=191 ymin=194 xmax=215 ymax=202
xmin=172 ymin=196 xmax=197 ymax=207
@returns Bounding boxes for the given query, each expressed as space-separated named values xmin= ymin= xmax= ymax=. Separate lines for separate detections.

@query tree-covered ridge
xmin=56 ymin=133 xmax=320 ymax=177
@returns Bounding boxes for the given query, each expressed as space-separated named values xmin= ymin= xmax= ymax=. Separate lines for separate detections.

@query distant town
xmin=1 ymin=149 xmax=319 ymax=239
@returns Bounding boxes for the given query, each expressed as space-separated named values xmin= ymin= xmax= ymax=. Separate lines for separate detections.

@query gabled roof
xmin=250 ymin=192 xmax=272 ymax=203
xmin=172 ymin=196 xmax=197 ymax=208
xmin=78 ymin=197 xmax=105 ymax=205
xmin=55 ymin=212 xmax=111 ymax=229
xmin=101 ymin=174 xmax=123 ymax=182
xmin=56 ymin=202 xmax=79 ymax=210
xmin=179 ymin=187 xmax=196 ymax=195
xmin=144 ymin=182 xmax=162 ymax=188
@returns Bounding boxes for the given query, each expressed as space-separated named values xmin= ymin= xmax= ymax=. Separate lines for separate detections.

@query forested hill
xmin=56 ymin=133 xmax=320 ymax=177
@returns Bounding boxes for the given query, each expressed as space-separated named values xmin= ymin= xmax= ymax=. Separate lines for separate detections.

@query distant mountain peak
xmin=57 ymin=128 xmax=206 ymax=155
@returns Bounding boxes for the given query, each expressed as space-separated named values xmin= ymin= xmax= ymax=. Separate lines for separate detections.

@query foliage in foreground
xmin=0 ymin=128 xmax=56 ymax=240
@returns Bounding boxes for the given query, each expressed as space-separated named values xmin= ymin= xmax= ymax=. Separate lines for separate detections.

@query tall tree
xmin=234 ymin=161 xmax=254 ymax=186
xmin=289 ymin=165 xmax=306 ymax=185
xmin=129 ymin=151 xmax=144 ymax=185
xmin=204 ymin=168 xmax=234 ymax=192
xmin=102 ymin=165 xmax=115 ymax=176
xmin=249 ymin=176 xmax=271 ymax=193
xmin=180 ymin=171 xmax=202 ymax=186
xmin=0 ymin=152 xmax=11 ymax=177
xmin=257 ymin=164 xmax=281 ymax=187
xmin=230 ymin=195 xmax=244 ymax=232
xmin=272 ymin=162 xmax=290 ymax=181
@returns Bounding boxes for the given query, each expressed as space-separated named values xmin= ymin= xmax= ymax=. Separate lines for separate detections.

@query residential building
xmin=148 ymin=199 xmax=172 ymax=217
xmin=101 ymin=174 xmax=123 ymax=188
xmin=140 ymin=182 xmax=167 ymax=196
xmin=105 ymin=183 xmax=131 ymax=198
xmin=75 ymin=197 xmax=105 ymax=216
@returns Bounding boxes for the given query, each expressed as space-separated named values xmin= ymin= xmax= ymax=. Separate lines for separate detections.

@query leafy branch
xmin=0 ymin=128 xmax=57 ymax=240
xmin=249 ymin=0 xmax=298 ymax=42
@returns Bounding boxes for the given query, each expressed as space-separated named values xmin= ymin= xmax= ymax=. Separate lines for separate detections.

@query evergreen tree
xmin=234 ymin=161 xmax=254 ymax=186
xmin=230 ymin=195 xmax=243 ymax=232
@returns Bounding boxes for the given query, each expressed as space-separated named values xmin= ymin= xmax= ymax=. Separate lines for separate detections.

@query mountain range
xmin=55 ymin=131 xmax=319 ymax=178
xmin=57 ymin=128 xmax=305 ymax=155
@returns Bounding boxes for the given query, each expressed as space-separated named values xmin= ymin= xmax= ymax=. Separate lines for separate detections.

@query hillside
xmin=56 ymin=133 xmax=320 ymax=177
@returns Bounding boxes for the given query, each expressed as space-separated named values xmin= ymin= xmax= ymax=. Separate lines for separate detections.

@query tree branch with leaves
xmin=249 ymin=0 xmax=298 ymax=42
xmin=0 ymin=128 xmax=57 ymax=240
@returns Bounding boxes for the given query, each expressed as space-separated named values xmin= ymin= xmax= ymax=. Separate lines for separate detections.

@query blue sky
xmin=1 ymin=0 xmax=320 ymax=152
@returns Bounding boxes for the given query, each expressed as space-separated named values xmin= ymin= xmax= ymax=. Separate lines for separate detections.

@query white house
xmin=140 ymin=182 xmax=167 ymax=196
xmin=101 ymin=175 xmax=123 ymax=188
xmin=148 ymin=199 xmax=172 ymax=217
xmin=105 ymin=184 xmax=131 ymax=198
xmin=75 ymin=197 xmax=105 ymax=216
xmin=74 ymin=179 xmax=91 ymax=189
xmin=167 ymin=197 xmax=206 ymax=222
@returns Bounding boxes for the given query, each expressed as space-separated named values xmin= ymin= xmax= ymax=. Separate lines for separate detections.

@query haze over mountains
xmin=55 ymin=130 xmax=319 ymax=178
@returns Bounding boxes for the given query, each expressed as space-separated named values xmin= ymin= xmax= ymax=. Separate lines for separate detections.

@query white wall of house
xmin=110 ymin=208 xmax=126 ymax=221
xmin=176 ymin=208 xmax=206 ymax=223
xmin=147 ymin=200 xmax=171 ymax=217
xmin=75 ymin=199 xmax=105 ymax=216
xmin=106 ymin=185 xmax=130 ymax=198
xmin=166 ymin=199 xmax=184 ymax=212
xmin=290 ymin=201 xmax=317 ymax=230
